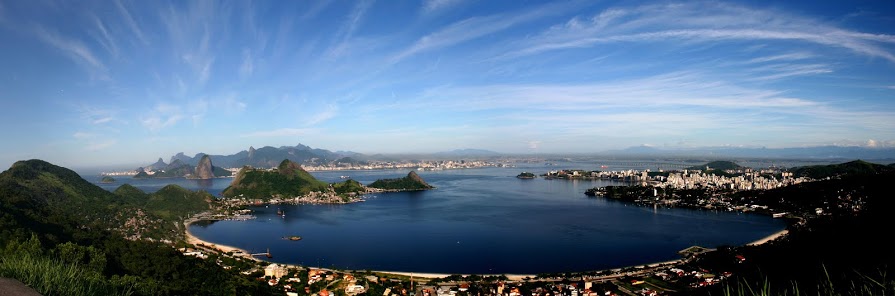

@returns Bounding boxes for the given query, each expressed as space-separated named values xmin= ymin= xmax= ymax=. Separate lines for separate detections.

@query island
xmin=222 ymin=159 xmax=366 ymax=203
xmin=516 ymin=172 xmax=536 ymax=179
xmin=100 ymin=176 xmax=116 ymax=183
xmin=367 ymin=171 xmax=434 ymax=191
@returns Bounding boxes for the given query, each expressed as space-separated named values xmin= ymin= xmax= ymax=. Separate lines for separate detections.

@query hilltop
xmin=368 ymin=171 xmax=434 ymax=191
xmin=135 ymin=155 xmax=231 ymax=179
xmin=790 ymin=159 xmax=894 ymax=179
xmin=686 ymin=160 xmax=743 ymax=171
xmin=0 ymin=159 xmax=275 ymax=295
xmin=222 ymin=159 xmax=329 ymax=199
xmin=167 ymin=144 xmax=361 ymax=168
xmin=0 ymin=159 xmax=212 ymax=241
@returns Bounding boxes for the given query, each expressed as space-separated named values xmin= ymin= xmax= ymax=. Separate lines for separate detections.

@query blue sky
xmin=1 ymin=0 xmax=894 ymax=168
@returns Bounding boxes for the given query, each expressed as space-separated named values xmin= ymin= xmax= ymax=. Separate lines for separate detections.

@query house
xmin=319 ymin=289 xmax=331 ymax=296
xmin=264 ymin=264 xmax=288 ymax=278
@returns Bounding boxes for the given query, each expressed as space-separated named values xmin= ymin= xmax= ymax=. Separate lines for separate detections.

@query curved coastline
xmin=184 ymin=219 xmax=788 ymax=279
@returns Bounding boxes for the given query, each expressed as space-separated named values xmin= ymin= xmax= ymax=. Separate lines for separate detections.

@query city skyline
xmin=1 ymin=0 xmax=894 ymax=168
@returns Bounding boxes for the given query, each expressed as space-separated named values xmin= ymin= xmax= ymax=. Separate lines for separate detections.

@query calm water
xmin=86 ymin=165 xmax=785 ymax=274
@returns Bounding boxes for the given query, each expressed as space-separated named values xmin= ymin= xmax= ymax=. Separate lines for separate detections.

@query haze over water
xmin=93 ymin=164 xmax=786 ymax=274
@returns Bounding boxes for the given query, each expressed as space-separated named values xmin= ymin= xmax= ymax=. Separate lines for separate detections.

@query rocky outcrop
xmin=406 ymin=171 xmax=432 ymax=188
xmin=248 ymin=146 xmax=256 ymax=159
xmin=146 ymin=157 xmax=167 ymax=171
xmin=195 ymin=155 xmax=214 ymax=179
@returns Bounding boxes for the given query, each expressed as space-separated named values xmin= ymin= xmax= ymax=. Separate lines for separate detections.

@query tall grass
xmin=721 ymin=267 xmax=895 ymax=296
xmin=0 ymin=253 xmax=133 ymax=296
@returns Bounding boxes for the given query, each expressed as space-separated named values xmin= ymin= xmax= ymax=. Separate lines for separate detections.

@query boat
xmin=282 ymin=235 xmax=302 ymax=241
xmin=340 ymin=175 xmax=350 ymax=179
xmin=276 ymin=208 xmax=284 ymax=216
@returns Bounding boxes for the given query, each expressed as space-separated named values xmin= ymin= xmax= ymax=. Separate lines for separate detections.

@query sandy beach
xmin=181 ymin=219 xmax=789 ymax=280
xmin=746 ymin=229 xmax=789 ymax=246
xmin=184 ymin=220 xmax=258 ymax=261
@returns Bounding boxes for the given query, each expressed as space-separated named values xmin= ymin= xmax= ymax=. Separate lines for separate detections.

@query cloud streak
xmin=32 ymin=25 xmax=107 ymax=79
xmin=502 ymin=3 xmax=895 ymax=63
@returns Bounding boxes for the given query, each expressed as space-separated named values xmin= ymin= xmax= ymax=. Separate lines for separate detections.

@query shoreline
xmin=182 ymin=220 xmax=789 ymax=281
xmin=184 ymin=220 xmax=259 ymax=262
xmin=746 ymin=228 xmax=789 ymax=246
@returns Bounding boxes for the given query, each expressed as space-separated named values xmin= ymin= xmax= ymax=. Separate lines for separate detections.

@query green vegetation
xmin=101 ymin=176 xmax=116 ymax=183
xmin=0 ymin=159 xmax=277 ymax=295
xmin=222 ymin=159 xmax=328 ymax=199
xmin=331 ymin=179 xmax=366 ymax=196
xmin=143 ymin=185 xmax=212 ymax=221
xmin=368 ymin=171 xmax=434 ymax=191
xmin=791 ymin=159 xmax=893 ymax=179
xmin=516 ymin=172 xmax=536 ymax=179
xmin=686 ymin=160 xmax=743 ymax=171
xmin=0 ymin=252 xmax=134 ymax=296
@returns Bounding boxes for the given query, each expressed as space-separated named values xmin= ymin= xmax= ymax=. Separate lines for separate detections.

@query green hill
xmin=332 ymin=179 xmax=366 ymax=196
xmin=144 ymin=185 xmax=212 ymax=221
xmin=221 ymin=159 xmax=328 ymax=199
xmin=368 ymin=171 xmax=434 ymax=191
xmin=686 ymin=160 xmax=743 ymax=171
xmin=0 ymin=159 xmax=276 ymax=295
xmin=791 ymin=159 xmax=893 ymax=179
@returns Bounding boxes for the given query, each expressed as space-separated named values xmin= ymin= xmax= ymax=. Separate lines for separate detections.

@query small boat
xmin=276 ymin=208 xmax=284 ymax=216
xmin=340 ymin=175 xmax=350 ymax=179
xmin=283 ymin=236 xmax=302 ymax=241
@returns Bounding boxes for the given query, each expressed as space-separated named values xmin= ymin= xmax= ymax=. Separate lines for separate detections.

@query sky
xmin=0 ymin=0 xmax=894 ymax=169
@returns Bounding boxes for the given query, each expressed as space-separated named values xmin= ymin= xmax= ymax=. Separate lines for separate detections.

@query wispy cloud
xmin=88 ymin=13 xmax=118 ymax=57
xmin=241 ymin=128 xmax=315 ymax=138
xmin=391 ymin=1 xmax=577 ymax=63
xmin=141 ymin=103 xmax=184 ymax=132
xmin=421 ymin=0 xmax=464 ymax=15
xmin=305 ymin=104 xmax=338 ymax=126
xmin=747 ymin=52 xmax=815 ymax=64
xmin=501 ymin=3 xmax=895 ymax=63
xmin=32 ymin=25 xmax=108 ymax=80
xmin=114 ymin=0 xmax=148 ymax=45
xmin=77 ymin=105 xmax=119 ymax=125
xmin=239 ymin=49 xmax=253 ymax=79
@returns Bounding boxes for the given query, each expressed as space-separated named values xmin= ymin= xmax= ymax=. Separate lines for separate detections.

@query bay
xmin=85 ymin=164 xmax=786 ymax=274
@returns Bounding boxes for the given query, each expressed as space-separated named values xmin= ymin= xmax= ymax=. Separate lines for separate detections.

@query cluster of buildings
xmin=546 ymin=166 xmax=808 ymax=192
xmin=303 ymin=159 xmax=508 ymax=171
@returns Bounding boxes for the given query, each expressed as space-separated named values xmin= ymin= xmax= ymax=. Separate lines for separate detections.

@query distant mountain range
xmin=155 ymin=144 xmax=360 ymax=169
xmin=605 ymin=145 xmax=895 ymax=160
xmin=143 ymin=145 xmax=505 ymax=169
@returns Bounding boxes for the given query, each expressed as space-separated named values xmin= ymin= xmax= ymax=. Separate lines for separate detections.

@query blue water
xmin=85 ymin=165 xmax=785 ymax=274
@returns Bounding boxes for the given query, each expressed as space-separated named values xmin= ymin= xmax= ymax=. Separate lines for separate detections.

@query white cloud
xmin=239 ymin=49 xmax=254 ymax=79
xmin=141 ymin=103 xmax=184 ymax=132
xmin=422 ymin=0 xmax=464 ymax=14
xmin=114 ymin=0 xmax=148 ymax=44
xmin=502 ymin=3 xmax=895 ymax=63
xmin=392 ymin=1 xmax=577 ymax=63
xmin=747 ymin=52 xmax=815 ymax=64
xmin=305 ymin=104 xmax=338 ymax=126
xmin=32 ymin=25 xmax=108 ymax=80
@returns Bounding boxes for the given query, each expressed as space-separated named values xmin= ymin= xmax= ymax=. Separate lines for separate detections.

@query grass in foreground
xmin=0 ymin=253 xmax=135 ymax=296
